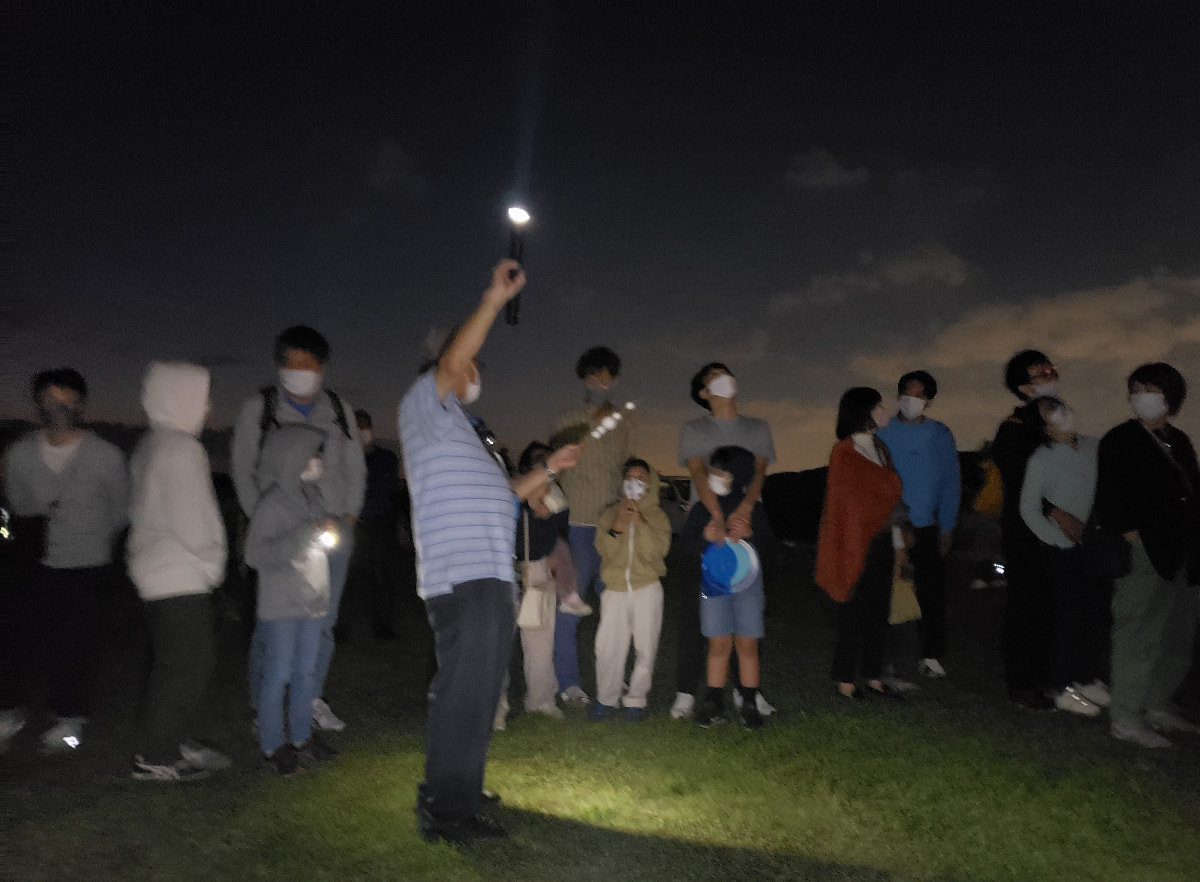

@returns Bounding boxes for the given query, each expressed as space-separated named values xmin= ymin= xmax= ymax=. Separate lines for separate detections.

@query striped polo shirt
xmin=399 ymin=372 xmax=517 ymax=600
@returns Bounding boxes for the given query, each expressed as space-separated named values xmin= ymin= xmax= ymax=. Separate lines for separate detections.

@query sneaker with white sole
xmin=179 ymin=741 xmax=232 ymax=771
xmin=917 ymin=658 xmax=947 ymax=679
xmin=1145 ymin=709 xmax=1200 ymax=735
xmin=311 ymin=697 xmax=346 ymax=732
xmin=730 ymin=690 xmax=777 ymax=717
xmin=39 ymin=716 xmax=85 ymax=753
xmin=882 ymin=676 xmax=920 ymax=693
xmin=0 ymin=708 xmax=26 ymax=754
xmin=1112 ymin=721 xmax=1172 ymax=748
xmin=1054 ymin=686 xmax=1101 ymax=717
xmin=558 ymin=685 xmax=591 ymax=705
xmin=1072 ymin=680 xmax=1111 ymax=708
xmin=669 ymin=692 xmax=695 ymax=720
xmin=558 ymin=593 xmax=593 ymax=616
xmin=132 ymin=754 xmax=210 ymax=782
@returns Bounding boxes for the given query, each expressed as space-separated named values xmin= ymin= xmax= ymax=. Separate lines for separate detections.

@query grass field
xmin=4 ymin=542 xmax=1199 ymax=881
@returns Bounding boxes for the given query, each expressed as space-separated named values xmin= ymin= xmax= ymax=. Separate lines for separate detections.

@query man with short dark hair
xmin=877 ymin=370 xmax=961 ymax=680
xmin=992 ymin=349 xmax=1062 ymax=709
xmin=232 ymin=325 xmax=366 ymax=733
xmin=1 ymin=368 xmax=128 ymax=753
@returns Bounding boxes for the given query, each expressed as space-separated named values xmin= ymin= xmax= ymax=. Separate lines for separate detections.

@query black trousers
xmin=31 ymin=565 xmax=105 ymax=718
xmin=832 ymin=533 xmax=894 ymax=684
xmin=1042 ymin=544 xmax=1111 ymax=691
xmin=419 ymin=578 xmax=515 ymax=821
xmin=341 ymin=516 xmax=401 ymax=636
xmin=1001 ymin=539 xmax=1054 ymax=694
xmin=911 ymin=526 xmax=947 ymax=660
xmin=141 ymin=593 xmax=216 ymax=764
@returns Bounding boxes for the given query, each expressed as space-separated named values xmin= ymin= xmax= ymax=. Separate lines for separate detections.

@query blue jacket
xmin=877 ymin=418 xmax=960 ymax=530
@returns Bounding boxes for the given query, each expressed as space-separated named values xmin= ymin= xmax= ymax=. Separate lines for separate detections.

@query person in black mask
xmin=680 ymin=445 xmax=774 ymax=729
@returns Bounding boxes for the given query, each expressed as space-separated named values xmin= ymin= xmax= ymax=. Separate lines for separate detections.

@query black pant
xmin=1001 ymin=539 xmax=1054 ymax=694
xmin=341 ymin=516 xmax=401 ymax=636
xmin=32 ymin=565 xmax=105 ymax=718
xmin=911 ymin=526 xmax=947 ymax=660
xmin=832 ymin=534 xmax=894 ymax=683
xmin=141 ymin=593 xmax=216 ymax=764
xmin=1042 ymin=545 xmax=1111 ymax=691
xmin=419 ymin=578 xmax=515 ymax=821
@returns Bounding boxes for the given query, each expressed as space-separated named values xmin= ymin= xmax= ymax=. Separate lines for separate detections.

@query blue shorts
xmin=700 ymin=576 xmax=764 ymax=638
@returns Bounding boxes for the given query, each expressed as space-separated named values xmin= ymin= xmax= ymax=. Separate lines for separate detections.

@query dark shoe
xmin=417 ymin=807 xmax=507 ymax=845
xmin=623 ymin=707 xmax=647 ymax=722
xmin=695 ymin=696 xmax=726 ymax=728
xmin=588 ymin=703 xmax=618 ymax=722
xmin=264 ymin=743 xmax=305 ymax=776
xmin=740 ymin=703 xmax=764 ymax=730
xmin=1009 ymin=688 xmax=1055 ymax=711
xmin=298 ymin=734 xmax=339 ymax=761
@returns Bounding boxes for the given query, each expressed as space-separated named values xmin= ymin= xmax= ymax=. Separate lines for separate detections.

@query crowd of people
xmin=2 ymin=262 xmax=1199 ymax=844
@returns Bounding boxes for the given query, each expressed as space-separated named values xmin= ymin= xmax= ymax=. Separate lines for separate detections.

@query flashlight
xmin=316 ymin=528 xmax=339 ymax=550
xmin=505 ymin=206 xmax=530 ymax=325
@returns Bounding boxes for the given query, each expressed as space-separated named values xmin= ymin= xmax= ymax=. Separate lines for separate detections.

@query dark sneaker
xmin=264 ymin=743 xmax=305 ymax=776
xmin=1009 ymin=689 xmax=1055 ymax=711
xmin=740 ymin=702 xmax=764 ymax=730
xmin=623 ymin=707 xmax=647 ymax=722
xmin=132 ymin=754 xmax=210 ymax=782
xmin=417 ymin=808 xmax=507 ymax=845
xmin=694 ymin=697 xmax=726 ymax=728
xmin=588 ymin=703 xmax=618 ymax=722
xmin=298 ymin=734 xmax=339 ymax=761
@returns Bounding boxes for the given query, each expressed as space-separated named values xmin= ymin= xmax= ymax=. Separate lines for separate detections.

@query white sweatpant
xmin=594 ymin=581 xmax=664 ymax=709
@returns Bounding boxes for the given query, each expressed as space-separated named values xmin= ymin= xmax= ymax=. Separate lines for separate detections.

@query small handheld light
xmin=505 ymin=206 xmax=531 ymax=325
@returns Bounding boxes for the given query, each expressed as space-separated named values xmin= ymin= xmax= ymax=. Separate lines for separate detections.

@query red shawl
xmin=815 ymin=437 xmax=904 ymax=602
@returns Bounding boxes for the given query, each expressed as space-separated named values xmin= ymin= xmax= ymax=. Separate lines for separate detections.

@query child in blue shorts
xmin=681 ymin=445 xmax=773 ymax=729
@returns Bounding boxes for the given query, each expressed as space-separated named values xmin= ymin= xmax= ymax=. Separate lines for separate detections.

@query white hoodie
xmin=127 ymin=362 xmax=227 ymax=600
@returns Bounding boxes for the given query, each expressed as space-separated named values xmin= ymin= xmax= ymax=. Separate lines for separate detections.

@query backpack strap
xmin=325 ymin=389 xmax=352 ymax=440
xmin=258 ymin=386 xmax=279 ymax=453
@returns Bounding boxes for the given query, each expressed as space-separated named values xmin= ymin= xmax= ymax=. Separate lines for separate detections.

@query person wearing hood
xmin=1 ymin=368 xmax=128 ymax=755
xmin=682 ymin=445 xmax=774 ymax=729
xmin=245 ymin=423 xmax=342 ymax=775
xmin=127 ymin=362 xmax=229 ymax=781
xmin=588 ymin=458 xmax=672 ymax=722
xmin=231 ymin=324 xmax=366 ymax=735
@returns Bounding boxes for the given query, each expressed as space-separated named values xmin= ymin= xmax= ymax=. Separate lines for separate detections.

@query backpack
xmin=257 ymin=385 xmax=352 ymax=453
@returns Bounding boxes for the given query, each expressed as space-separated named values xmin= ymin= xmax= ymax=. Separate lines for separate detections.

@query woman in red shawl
xmin=816 ymin=387 xmax=911 ymax=699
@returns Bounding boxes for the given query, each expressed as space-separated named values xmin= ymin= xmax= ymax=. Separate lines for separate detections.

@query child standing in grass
xmin=245 ymin=424 xmax=341 ymax=774
xmin=589 ymin=458 xmax=672 ymax=721
xmin=683 ymin=446 xmax=773 ymax=729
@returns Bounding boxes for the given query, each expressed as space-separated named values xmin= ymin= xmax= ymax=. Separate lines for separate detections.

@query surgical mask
xmin=898 ymin=396 xmax=926 ymax=421
xmin=1028 ymin=379 xmax=1061 ymax=400
xmin=300 ymin=457 xmax=323 ymax=482
xmin=623 ymin=478 xmax=648 ymax=501
xmin=40 ymin=401 xmax=83 ymax=431
xmin=584 ymin=386 xmax=611 ymax=407
xmin=707 ymin=374 xmax=737 ymax=400
xmin=1131 ymin=391 xmax=1169 ymax=422
xmin=360 ymin=429 xmax=373 ymax=446
xmin=461 ymin=377 xmax=481 ymax=405
xmin=279 ymin=368 xmax=323 ymax=399
xmin=708 ymin=474 xmax=732 ymax=497
xmin=1046 ymin=407 xmax=1076 ymax=434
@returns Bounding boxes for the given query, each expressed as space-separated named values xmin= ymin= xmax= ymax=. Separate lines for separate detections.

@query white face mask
xmin=897 ymin=396 xmax=926 ymax=421
xmin=1046 ymin=407 xmax=1076 ymax=434
xmin=461 ymin=376 xmax=481 ymax=405
xmin=707 ymin=374 xmax=737 ymax=400
xmin=1131 ymin=391 xmax=1169 ymax=422
xmin=708 ymin=474 xmax=732 ymax=497
xmin=1028 ymin=379 xmax=1061 ymax=400
xmin=279 ymin=368 xmax=323 ymax=399
xmin=623 ymin=478 xmax=648 ymax=501
xmin=300 ymin=457 xmax=323 ymax=482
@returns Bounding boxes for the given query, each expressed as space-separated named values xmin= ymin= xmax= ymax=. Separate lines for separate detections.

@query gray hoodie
xmin=127 ymin=362 xmax=227 ymax=600
xmin=244 ymin=423 xmax=335 ymax=620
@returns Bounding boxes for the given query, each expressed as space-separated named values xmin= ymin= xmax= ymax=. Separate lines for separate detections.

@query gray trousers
xmin=1110 ymin=539 xmax=1199 ymax=729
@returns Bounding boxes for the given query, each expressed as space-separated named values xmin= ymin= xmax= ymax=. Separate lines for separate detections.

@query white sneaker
xmin=1145 ymin=709 xmax=1200 ymax=735
xmin=528 ymin=703 xmax=565 ymax=720
xmin=917 ymin=658 xmax=947 ymax=679
xmin=39 ymin=716 xmax=85 ymax=752
xmin=729 ymin=691 xmax=778 ymax=717
xmin=311 ymin=698 xmax=346 ymax=732
xmin=493 ymin=708 xmax=507 ymax=731
xmin=1054 ymin=687 xmax=1100 ymax=717
xmin=179 ymin=741 xmax=232 ymax=771
xmin=558 ymin=685 xmax=591 ymax=705
xmin=558 ymin=593 xmax=593 ymax=617
xmin=882 ymin=676 xmax=920 ymax=693
xmin=0 ymin=708 xmax=26 ymax=753
xmin=669 ymin=692 xmax=695 ymax=720
xmin=1112 ymin=721 xmax=1172 ymax=748
xmin=132 ymin=754 xmax=210 ymax=782
xmin=1072 ymin=680 xmax=1111 ymax=708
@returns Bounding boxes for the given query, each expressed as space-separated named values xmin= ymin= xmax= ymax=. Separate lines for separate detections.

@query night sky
xmin=8 ymin=3 xmax=1200 ymax=472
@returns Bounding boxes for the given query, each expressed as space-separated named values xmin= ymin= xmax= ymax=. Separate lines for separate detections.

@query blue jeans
xmin=553 ymin=525 xmax=605 ymax=691
xmin=248 ymin=538 xmax=352 ymax=711
xmin=256 ymin=616 xmax=323 ymax=755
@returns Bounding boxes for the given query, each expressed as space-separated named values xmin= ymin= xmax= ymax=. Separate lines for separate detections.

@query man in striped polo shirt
xmin=400 ymin=260 xmax=579 ymax=845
